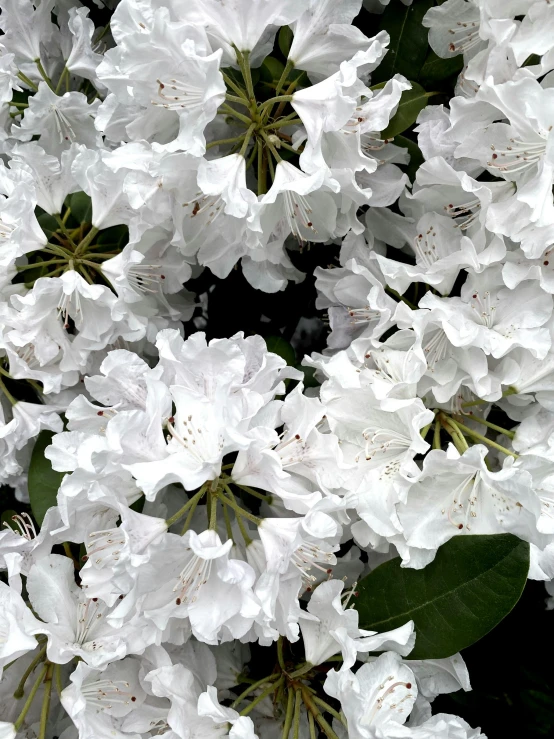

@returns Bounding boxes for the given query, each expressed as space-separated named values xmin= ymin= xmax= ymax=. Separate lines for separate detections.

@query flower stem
xmin=236 ymin=49 xmax=255 ymax=103
xmin=308 ymin=711 xmax=317 ymax=739
xmin=277 ymin=636 xmax=286 ymax=671
xmin=257 ymin=139 xmax=267 ymax=195
xmin=220 ymin=103 xmax=253 ymax=126
xmin=433 ymin=421 xmax=442 ymax=449
xmin=240 ymin=677 xmax=284 ymax=716
xmin=301 ymin=687 xmax=340 ymax=739
xmin=55 ymin=67 xmax=69 ymax=95
xmin=439 ymin=414 xmax=469 ymax=454
xmin=240 ymin=123 xmax=256 ymax=157
xmin=231 ymin=673 xmax=279 ymax=709
xmin=14 ymin=665 xmax=48 ymax=731
xmin=234 ymin=483 xmax=271 ymax=502
xmin=312 ymin=696 xmax=347 ymax=725
xmin=292 ymin=689 xmax=302 ymax=739
xmin=54 ymin=213 xmax=77 ymax=248
xmin=449 ymin=418 xmax=518 ymax=458
xmin=75 ymin=226 xmax=99 ymax=256
xmin=18 ymin=71 xmax=39 ymax=91
xmin=17 ymin=259 xmax=66 ymax=271
xmin=37 ymin=663 xmax=53 ymax=739
xmin=259 ymin=94 xmax=293 ymax=113
xmin=209 ymin=492 xmax=218 ymax=529
xmin=281 ymin=686 xmax=295 ymax=739
xmin=225 ymin=93 xmax=250 ymax=107
xmin=219 ymin=488 xmax=262 ymax=526
xmin=166 ymin=486 xmax=207 ymax=528
xmin=274 ymin=60 xmax=295 ymax=99
xmin=0 ymin=376 xmax=17 ymax=406
xmin=260 ymin=131 xmax=282 ymax=162
xmin=13 ymin=645 xmax=47 ymax=699
xmin=206 ymin=133 xmax=248 ymax=150
xmin=385 ymin=285 xmax=417 ymax=310
xmin=289 ymin=662 xmax=313 ymax=678
xmin=457 ymin=414 xmax=515 ymax=439
xmin=222 ymin=72 xmax=249 ymax=100
xmin=54 ymin=664 xmax=63 ymax=698
xmin=35 ymin=59 xmax=54 ymax=91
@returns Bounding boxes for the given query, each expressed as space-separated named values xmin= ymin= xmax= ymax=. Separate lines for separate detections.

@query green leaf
xmin=381 ymin=82 xmax=436 ymax=139
xmin=395 ymin=134 xmax=424 ymax=182
xmin=260 ymin=56 xmax=285 ymax=84
xmin=418 ymin=50 xmax=464 ymax=86
xmin=1 ymin=509 xmax=20 ymax=531
xmin=68 ymin=191 xmax=93 ymax=224
xmin=356 ymin=534 xmax=529 ymax=659
xmin=28 ymin=430 xmax=65 ymax=526
xmin=265 ymin=335 xmax=296 ymax=366
xmin=37 ymin=211 xmax=58 ymax=240
xmin=371 ymin=0 xmax=435 ymax=85
xmin=278 ymin=26 xmax=294 ymax=58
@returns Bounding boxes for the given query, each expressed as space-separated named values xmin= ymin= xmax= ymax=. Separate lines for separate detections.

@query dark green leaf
xmin=68 ymin=191 xmax=93 ymax=224
xmin=395 ymin=134 xmax=424 ymax=182
xmin=356 ymin=534 xmax=529 ymax=659
xmin=278 ymin=26 xmax=294 ymax=58
xmin=418 ymin=50 xmax=464 ymax=86
xmin=371 ymin=0 xmax=435 ymax=85
xmin=265 ymin=335 xmax=296 ymax=366
xmin=260 ymin=56 xmax=285 ymax=84
xmin=381 ymin=82 xmax=436 ymax=139
xmin=28 ymin=430 xmax=65 ymax=526
xmin=1 ymin=509 xmax=20 ymax=531
xmin=37 ymin=211 xmax=58 ymax=240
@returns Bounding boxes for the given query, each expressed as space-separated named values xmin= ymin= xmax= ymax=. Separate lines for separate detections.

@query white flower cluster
xmin=0 ymin=0 xmax=553 ymax=737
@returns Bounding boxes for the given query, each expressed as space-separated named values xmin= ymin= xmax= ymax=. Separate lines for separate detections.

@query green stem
xmin=8 ymin=101 xmax=28 ymax=109
xmin=273 ymin=73 xmax=306 ymax=119
xmin=0 ymin=376 xmax=17 ymax=406
xmin=292 ymin=689 xmax=302 ymax=739
xmin=257 ymin=139 xmax=267 ymax=195
xmin=240 ymin=124 xmax=256 ymax=157
xmin=225 ymin=93 xmax=250 ymax=107
xmin=460 ymin=398 xmax=490 ymax=408
xmin=206 ymin=133 xmax=248 ymax=150
xmin=209 ymin=492 xmax=218 ymax=529
xmin=55 ymin=67 xmax=69 ymax=95
xmin=265 ymin=112 xmax=301 ymax=128
xmin=385 ymin=286 xmax=417 ymax=310
xmin=223 ymin=503 xmax=234 ymax=541
xmin=35 ymin=59 xmax=54 ymax=91
xmin=54 ymin=664 xmax=63 ymax=699
xmin=240 ymin=677 xmax=283 ymax=716
xmin=277 ymin=636 xmax=286 ymax=671
xmin=222 ymin=72 xmax=249 ymax=100
xmin=231 ymin=673 xmax=279 ymax=709
xmin=281 ymin=687 xmax=295 ymax=739
xmin=54 ymin=213 xmax=77 ymax=248
xmin=274 ymin=60 xmax=295 ymax=99
xmin=166 ymin=486 xmax=207 ymax=528
xmin=235 ymin=483 xmax=271 ymax=502
xmin=220 ymin=104 xmax=253 ymax=126
xmin=236 ymin=49 xmax=255 ymax=102
xmin=449 ymin=418 xmax=518 ymax=458
xmin=312 ymin=696 xmax=347 ymax=726
xmin=301 ymin=688 xmax=340 ymax=739
xmin=13 ymin=646 xmax=46 ymax=699
xmin=433 ymin=420 xmax=442 ymax=450
xmin=289 ymin=662 xmax=313 ymax=678
xmin=260 ymin=131 xmax=282 ymax=162
xmin=276 ymin=140 xmax=303 ymax=156
xmin=308 ymin=711 xmax=317 ymax=739
xmin=17 ymin=259 xmax=65 ymax=271
xmin=17 ymin=71 xmax=38 ymax=91
xmin=439 ymin=414 xmax=469 ymax=454
xmin=246 ymin=140 xmax=258 ymax=170
xmin=219 ymin=487 xmax=262 ymax=526
xmin=75 ymin=226 xmax=99 ymax=255
xmin=13 ymin=665 xmax=48 ymax=731
xmin=259 ymin=94 xmax=293 ymax=113
xmin=456 ymin=414 xmax=515 ymax=439
xmin=38 ymin=663 xmax=53 ymax=739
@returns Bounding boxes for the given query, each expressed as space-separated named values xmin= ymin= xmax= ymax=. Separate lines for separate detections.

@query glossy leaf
xmin=381 ymin=82 xmax=436 ymax=139
xmin=371 ymin=0 xmax=435 ymax=85
xmin=68 ymin=191 xmax=93 ymax=224
xmin=265 ymin=335 xmax=296 ymax=366
xmin=278 ymin=26 xmax=293 ymax=58
xmin=418 ymin=50 xmax=464 ymax=86
xmin=395 ymin=134 xmax=424 ymax=182
xmin=28 ymin=431 xmax=65 ymax=526
xmin=356 ymin=534 xmax=529 ymax=659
